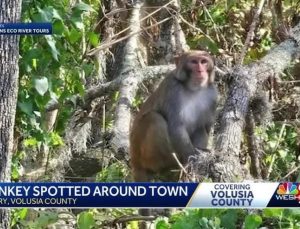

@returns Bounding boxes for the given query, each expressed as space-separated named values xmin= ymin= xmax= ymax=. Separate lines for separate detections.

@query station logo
xmin=275 ymin=183 xmax=299 ymax=201
xmin=277 ymin=183 xmax=298 ymax=195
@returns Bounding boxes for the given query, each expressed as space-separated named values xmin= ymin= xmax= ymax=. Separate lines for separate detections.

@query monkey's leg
xmin=140 ymin=112 xmax=175 ymax=171
xmin=141 ymin=114 xmax=178 ymax=221
xmin=133 ymin=168 xmax=153 ymax=228
xmin=132 ymin=167 xmax=153 ymax=218
xmin=131 ymin=112 xmax=173 ymax=179
xmin=131 ymin=112 xmax=173 ymax=229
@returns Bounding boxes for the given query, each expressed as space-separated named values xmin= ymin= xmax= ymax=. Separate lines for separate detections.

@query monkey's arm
xmin=161 ymin=81 xmax=196 ymax=163
xmin=204 ymin=88 xmax=218 ymax=136
xmin=168 ymin=123 xmax=196 ymax=163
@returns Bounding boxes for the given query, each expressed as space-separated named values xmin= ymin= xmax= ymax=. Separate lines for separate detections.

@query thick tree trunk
xmin=0 ymin=0 xmax=22 ymax=227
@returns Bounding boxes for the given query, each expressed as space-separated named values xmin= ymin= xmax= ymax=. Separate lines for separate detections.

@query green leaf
xmin=34 ymin=211 xmax=58 ymax=228
xmin=50 ymin=132 xmax=64 ymax=146
xmin=71 ymin=16 xmax=84 ymax=30
xmin=35 ymin=77 xmax=49 ymax=96
xmin=52 ymin=9 xmax=63 ymax=20
xmin=77 ymin=212 xmax=95 ymax=229
xmin=74 ymin=78 xmax=85 ymax=96
xmin=53 ymin=20 xmax=65 ymax=35
xmin=32 ymin=58 xmax=37 ymax=69
xmin=18 ymin=101 xmax=33 ymax=115
xmin=73 ymin=2 xmax=95 ymax=12
xmin=24 ymin=138 xmax=38 ymax=147
xmin=191 ymin=36 xmax=219 ymax=54
xmin=11 ymin=166 xmax=19 ymax=180
xmin=45 ymin=36 xmax=60 ymax=61
xmin=198 ymin=217 xmax=212 ymax=229
xmin=82 ymin=63 xmax=94 ymax=76
xmin=198 ymin=209 xmax=222 ymax=218
xmin=18 ymin=208 xmax=28 ymax=220
xmin=37 ymin=7 xmax=53 ymax=22
xmin=156 ymin=219 xmax=170 ymax=229
xmin=27 ymin=48 xmax=43 ymax=58
xmin=269 ymin=140 xmax=277 ymax=149
xmin=68 ymin=28 xmax=82 ymax=43
xmin=244 ymin=214 xmax=262 ymax=229
xmin=286 ymin=208 xmax=300 ymax=219
xmin=200 ymin=37 xmax=219 ymax=54
xmin=263 ymin=208 xmax=283 ymax=218
xmin=221 ymin=210 xmax=238 ymax=229
xmin=172 ymin=211 xmax=207 ymax=229
xmin=128 ymin=220 xmax=139 ymax=229
xmin=278 ymin=149 xmax=288 ymax=158
xmin=33 ymin=111 xmax=41 ymax=117
xmin=11 ymin=208 xmax=28 ymax=227
xmin=88 ymin=32 xmax=99 ymax=47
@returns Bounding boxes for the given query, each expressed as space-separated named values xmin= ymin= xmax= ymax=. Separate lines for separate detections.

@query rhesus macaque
xmin=130 ymin=50 xmax=218 ymax=182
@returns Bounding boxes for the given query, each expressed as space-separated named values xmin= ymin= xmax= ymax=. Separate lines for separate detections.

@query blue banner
xmin=0 ymin=183 xmax=197 ymax=208
xmin=0 ymin=23 xmax=52 ymax=35
xmin=1 ymin=182 xmax=300 ymax=208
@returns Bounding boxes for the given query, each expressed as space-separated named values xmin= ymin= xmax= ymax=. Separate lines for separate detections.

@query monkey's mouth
xmin=195 ymin=74 xmax=205 ymax=80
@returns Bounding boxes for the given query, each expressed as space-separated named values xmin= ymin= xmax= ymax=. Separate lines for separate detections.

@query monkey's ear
xmin=212 ymin=56 xmax=216 ymax=65
xmin=209 ymin=69 xmax=215 ymax=84
xmin=174 ymin=51 xmax=186 ymax=67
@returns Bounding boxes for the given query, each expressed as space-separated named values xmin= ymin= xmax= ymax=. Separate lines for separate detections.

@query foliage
xmin=11 ymin=151 xmax=26 ymax=181
xmin=258 ymin=123 xmax=299 ymax=180
xmin=77 ymin=211 xmax=96 ymax=229
xmin=154 ymin=208 xmax=300 ymax=229
xmin=181 ymin=0 xmax=299 ymax=63
xmin=155 ymin=209 xmax=243 ymax=229
xmin=75 ymin=208 xmax=138 ymax=229
xmin=13 ymin=210 xmax=59 ymax=229
xmin=17 ymin=0 xmax=99 ymax=162
xmin=11 ymin=209 xmax=28 ymax=228
xmin=96 ymin=161 xmax=131 ymax=182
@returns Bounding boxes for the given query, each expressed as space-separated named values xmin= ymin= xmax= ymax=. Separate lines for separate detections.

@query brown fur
xmin=130 ymin=51 xmax=217 ymax=182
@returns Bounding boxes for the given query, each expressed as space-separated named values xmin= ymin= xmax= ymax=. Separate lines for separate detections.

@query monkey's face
xmin=175 ymin=51 xmax=214 ymax=90
xmin=186 ymin=54 xmax=212 ymax=87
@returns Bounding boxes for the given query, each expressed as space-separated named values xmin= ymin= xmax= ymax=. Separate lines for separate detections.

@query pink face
xmin=186 ymin=55 xmax=210 ymax=87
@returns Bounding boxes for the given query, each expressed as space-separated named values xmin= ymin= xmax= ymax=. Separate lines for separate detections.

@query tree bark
xmin=0 ymin=0 xmax=22 ymax=227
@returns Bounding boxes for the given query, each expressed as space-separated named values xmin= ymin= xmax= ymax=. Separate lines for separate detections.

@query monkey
xmin=130 ymin=50 xmax=218 ymax=182
xmin=129 ymin=51 xmax=218 ymax=226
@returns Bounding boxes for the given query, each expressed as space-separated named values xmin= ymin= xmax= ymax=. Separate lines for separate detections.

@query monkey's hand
xmin=195 ymin=148 xmax=211 ymax=154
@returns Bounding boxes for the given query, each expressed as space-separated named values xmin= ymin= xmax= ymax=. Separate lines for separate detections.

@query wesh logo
xmin=276 ymin=183 xmax=299 ymax=201
xmin=277 ymin=183 xmax=298 ymax=195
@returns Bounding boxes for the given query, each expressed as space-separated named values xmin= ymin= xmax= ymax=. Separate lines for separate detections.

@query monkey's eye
xmin=190 ymin=59 xmax=198 ymax=64
xmin=201 ymin=59 xmax=208 ymax=64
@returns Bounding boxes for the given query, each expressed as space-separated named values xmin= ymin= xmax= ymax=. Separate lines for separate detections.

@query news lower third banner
xmin=0 ymin=23 xmax=52 ymax=35
xmin=0 ymin=182 xmax=299 ymax=208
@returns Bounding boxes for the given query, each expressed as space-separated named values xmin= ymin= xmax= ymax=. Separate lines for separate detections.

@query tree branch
xmin=238 ymin=0 xmax=266 ymax=65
